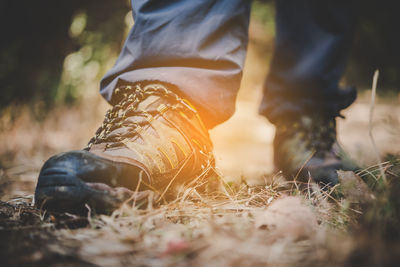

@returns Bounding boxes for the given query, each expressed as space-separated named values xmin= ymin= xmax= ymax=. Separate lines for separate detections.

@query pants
xmin=100 ymin=0 xmax=357 ymax=128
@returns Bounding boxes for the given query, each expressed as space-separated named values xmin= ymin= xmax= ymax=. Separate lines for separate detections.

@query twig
xmin=368 ymin=70 xmax=387 ymax=183
xmin=132 ymin=171 xmax=143 ymax=207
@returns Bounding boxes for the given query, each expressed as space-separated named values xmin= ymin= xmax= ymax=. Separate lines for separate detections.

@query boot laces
xmin=278 ymin=116 xmax=337 ymax=156
xmin=298 ymin=116 xmax=337 ymax=155
xmin=85 ymin=84 xmax=187 ymax=150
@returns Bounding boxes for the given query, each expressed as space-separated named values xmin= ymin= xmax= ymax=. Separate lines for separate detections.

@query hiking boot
xmin=35 ymin=83 xmax=214 ymax=213
xmin=273 ymin=115 xmax=356 ymax=186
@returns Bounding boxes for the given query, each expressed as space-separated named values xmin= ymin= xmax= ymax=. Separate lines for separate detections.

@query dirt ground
xmin=1 ymin=20 xmax=400 ymax=266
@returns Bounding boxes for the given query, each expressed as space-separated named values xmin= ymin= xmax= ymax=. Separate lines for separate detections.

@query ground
xmin=1 ymin=19 xmax=400 ymax=266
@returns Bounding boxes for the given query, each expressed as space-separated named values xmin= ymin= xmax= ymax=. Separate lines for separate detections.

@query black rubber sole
xmin=35 ymin=171 xmax=122 ymax=214
xmin=34 ymin=150 xmax=141 ymax=214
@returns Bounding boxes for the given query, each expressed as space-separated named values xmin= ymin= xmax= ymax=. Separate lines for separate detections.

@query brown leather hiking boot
xmin=35 ymin=83 xmax=214 ymax=213
xmin=273 ymin=115 xmax=357 ymax=186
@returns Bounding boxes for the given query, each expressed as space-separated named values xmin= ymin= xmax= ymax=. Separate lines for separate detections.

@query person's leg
xmin=35 ymin=0 xmax=252 ymax=213
xmin=101 ymin=0 xmax=251 ymax=129
xmin=260 ymin=0 xmax=358 ymax=184
xmin=260 ymin=0 xmax=356 ymax=123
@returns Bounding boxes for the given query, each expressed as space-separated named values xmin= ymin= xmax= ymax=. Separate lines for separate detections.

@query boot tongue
xmin=118 ymin=94 xmax=171 ymax=127
xmin=136 ymin=95 xmax=167 ymax=113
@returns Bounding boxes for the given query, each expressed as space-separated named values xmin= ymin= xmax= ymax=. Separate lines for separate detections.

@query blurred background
xmin=0 ymin=0 xmax=399 ymax=197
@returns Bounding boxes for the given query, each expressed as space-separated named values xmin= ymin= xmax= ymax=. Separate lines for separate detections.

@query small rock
xmin=255 ymin=196 xmax=318 ymax=241
xmin=337 ymin=171 xmax=375 ymax=204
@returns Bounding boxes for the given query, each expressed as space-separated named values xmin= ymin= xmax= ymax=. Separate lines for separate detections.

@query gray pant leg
xmin=100 ymin=0 xmax=251 ymax=128
xmin=260 ymin=0 xmax=357 ymax=124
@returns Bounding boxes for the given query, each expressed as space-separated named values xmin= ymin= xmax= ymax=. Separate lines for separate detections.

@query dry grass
xmin=22 ymin=171 xmax=368 ymax=266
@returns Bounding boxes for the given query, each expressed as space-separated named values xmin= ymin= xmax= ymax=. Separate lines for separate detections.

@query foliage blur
xmin=348 ymin=0 xmax=400 ymax=90
xmin=0 ymin=0 xmax=399 ymax=116
xmin=0 ymin=0 xmax=130 ymax=116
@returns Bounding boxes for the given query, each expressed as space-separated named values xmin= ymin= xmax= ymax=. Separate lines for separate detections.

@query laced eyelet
xmin=85 ymin=84 xmax=192 ymax=150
